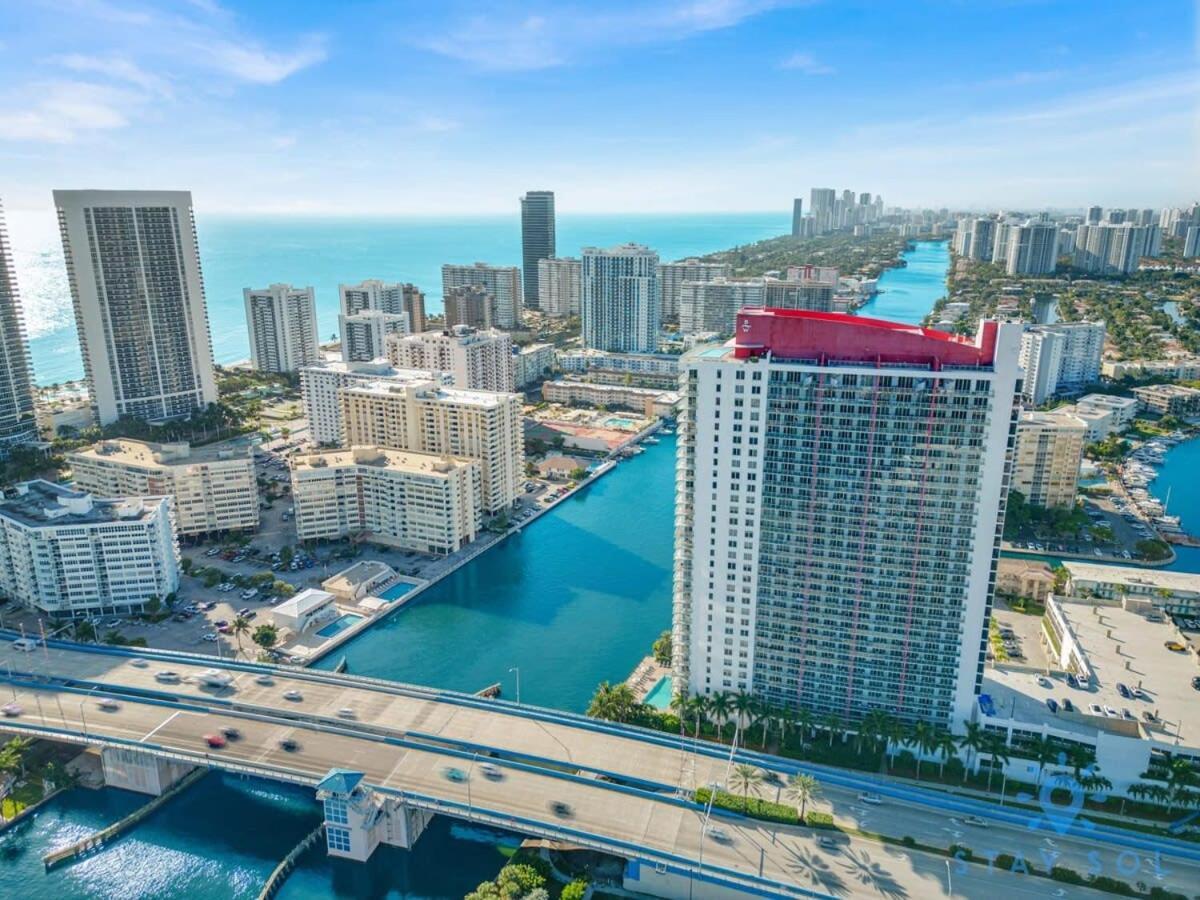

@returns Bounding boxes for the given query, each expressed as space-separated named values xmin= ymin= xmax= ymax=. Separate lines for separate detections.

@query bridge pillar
xmin=101 ymin=747 xmax=197 ymax=796
xmin=316 ymin=769 xmax=431 ymax=862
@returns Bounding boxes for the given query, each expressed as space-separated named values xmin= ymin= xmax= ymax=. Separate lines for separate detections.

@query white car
xmin=130 ymin=657 xmax=149 ymax=668
xmin=1 ymin=703 xmax=22 ymax=717
xmin=283 ymin=689 xmax=303 ymax=702
xmin=155 ymin=670 xmax=181 ymax=683
xmin=336 ymin=707 xmax=356 ymax=719
xmin=97 ymin=698 xmax=120 ymax=711
xmin=963 ymin=816 xmax=988 ymax=827
xmin=705 ymin=825 xmax=731 ymax=843
xmin=1103 ymin=705 xmax=1119 ymax=717
xmin=254 ymin=674 xmax=274 ymax=686
xmin=857 ymin=792 xmax=882 ymax=805
xmin=1035 ymin=675 xmax=1052 ymax=688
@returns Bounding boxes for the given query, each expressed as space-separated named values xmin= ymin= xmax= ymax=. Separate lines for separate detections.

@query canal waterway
xmin=856 ymin=239 xmax=949 ymax=325
xmin=1151 ymin=436 xmax=1200 ymax=574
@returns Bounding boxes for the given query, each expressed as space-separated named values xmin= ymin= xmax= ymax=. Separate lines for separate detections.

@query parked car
xmin=1045 ymin=698 xmax=1059 ymax=713
xmin=1116 ymin=683 xmax=1131 ymax=699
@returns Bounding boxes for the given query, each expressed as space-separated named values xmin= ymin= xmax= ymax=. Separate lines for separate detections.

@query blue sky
xmin=1 ymin=0 xmax=1197 ymax=214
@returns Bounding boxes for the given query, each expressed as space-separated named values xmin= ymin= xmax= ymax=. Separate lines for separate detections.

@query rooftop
xmin=0 ymin=480 xmax=163 ymax=528
xmin=1018 ymin=409 xmax=1087 ymax=431
xmin=343 ymin=380 xmax=512 ymax=407
xmin=274 ymin=588 xmax=335 ymax=619
xmin=72 ymin=438 xmax=253 ymax=468
xmin=1064 ymin=560 xmax=1200 ymax=594
xmin=316 ymin=768 xmax=365 ymax=795
xmin=293 ymin=446 xmax=473 ymax=475
xmin=300 ymin=359 xmax=440 ymax=381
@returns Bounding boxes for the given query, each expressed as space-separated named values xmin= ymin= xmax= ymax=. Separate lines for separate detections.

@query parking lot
xmin=991 ymin=601 xmax=1053 ymax=672
xmin=1004 ymin=488 xmax=1150 ymax=563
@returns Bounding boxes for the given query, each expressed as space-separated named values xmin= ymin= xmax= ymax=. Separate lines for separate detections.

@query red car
xmin=204 ymin=733 xmax=227 ymax=749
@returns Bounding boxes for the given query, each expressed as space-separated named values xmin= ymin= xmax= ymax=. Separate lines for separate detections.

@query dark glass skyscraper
xmin=520 ymin=191 xmax=555 ymax=308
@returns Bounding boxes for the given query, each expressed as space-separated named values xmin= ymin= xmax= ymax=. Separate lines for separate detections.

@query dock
xmin=43 ymin=768 xmax=207 ymax=870
xmin=475 ymin=682 xmax=502 ymax=699
xmin=257 ymin=822 xmax=325 ymax=900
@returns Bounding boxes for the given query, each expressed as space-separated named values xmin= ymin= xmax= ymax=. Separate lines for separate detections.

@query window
xmin=324 ymin=797 xmax=349 ymax=824
xmin=327 ymin=825 xmax=352 ymax=853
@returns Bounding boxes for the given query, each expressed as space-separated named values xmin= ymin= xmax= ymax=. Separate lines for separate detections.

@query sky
xmin=1 ymin=0 xmax=1198 ymax=216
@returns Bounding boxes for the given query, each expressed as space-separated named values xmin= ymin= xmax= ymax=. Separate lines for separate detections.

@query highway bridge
xmin=1 ymin=636 xmax=1197 ymax=899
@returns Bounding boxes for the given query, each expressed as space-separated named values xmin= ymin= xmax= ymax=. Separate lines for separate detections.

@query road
xmin=0 ymin=639 xmax=1192 ymax=898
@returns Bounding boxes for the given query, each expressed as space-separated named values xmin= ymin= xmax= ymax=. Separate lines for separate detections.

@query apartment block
xmin=340 ymin=310 xmax=410 ymax=363
xmin=514 ymin=343 xmax=555 ymax=389
xmin=442 ymin=263 xmax=522 ymax=330
xmin=673 ymin=310 xmax=1022 ymax=727
xmin=299 ymin=360 xmax=452 ymax=446
xmin=69 ymin=438 xmax=258 ymax=535
xmin=244 ymin=283 xmax=320 ymax=373
xmin=1019 ymin=323 xmax=1105 ymax=404
xmin=386 ymin=326 xmax=514 ymax=391
xmin=537 ymin=257 xmax=581 ymax=318
xmin=541 ymin=380 xmax=680 ymax=418
xmin=520 ymin=191 xmax=555 ymax=308
xmin=0 ymin=201 xmax=39 ymax=450
xmin=658 ymin=259 xmax=732 ymax=323
xmin=443 ymin=285 xmax=497 ymax=331
xmin=1132 ymin=384 xmax=1200 ymax=417
xmin=581 ymin=244 xmax=660 ymax=353
xmin=1006 ymin=222 xmax=1059 ymax=275
xmin=1012 ymin=410 xmax=1086 ymax=509
xmin=340 ymin=380 xmax=523 ymax=514
xmin=555 ymin=349 xmax=681 ymax=377
xmin=678 ymin=279 xmax=765 ymax=335
xmin=54 ymin=190 xmax=217 ymax=425
xmin=291 ymin=446 xmax=480 ymax=554
xmin=0 ymin=480 xmax=178 ymax=616
xmin=339 ymin=280 xmax=426 ymax=334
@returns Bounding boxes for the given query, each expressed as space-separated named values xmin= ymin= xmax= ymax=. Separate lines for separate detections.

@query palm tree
xmin=957 ymin=722 xmax=987 ymax=783
xmin=1027 ymin=736 xmax=1059 ymax=786
xmin=732 ymin=691 xmax=756 ymax=747
xmin=687 ymin=696 xmax=707 ymax=739
xmin=1126 ymin=782 xmax=1153 ymax=814
xmin=774 ymin=706 xmax=796 ymax=749
xmin=983 ymin=733 xmax=1010 ymax=793
xmin=784 ymin=773 xmax=821 ymax=823
xmin=823 ymin=712 xmax=842 ymax=748
xmin=0 ymin=737 xmax=31 ymax=778
xmin=796 ymin=707 xmax=815 ymax=745
xmin=858 ymin=711 xmax=882 ymax=755
xmin=909 ymin=722 xmax=933 ymax=780
xmin=729 ymin=764 xmax=763 ymax=813
xmin=933 ymin=729 xmax=958 ymax=779
xmin=231 ymin=616 xmax=250 ymax=658
xmin=669 ymin=688 xmax=690 ymax=739
xmin=1165 ymin=756 xmax=1198 ymax=814
xmin=753 ymin=701 xmax=775 ymax=749
xmin=707 ymin=692 xmax=731 ymax=740
xmin=882 ymin=717 xmax=906 ymax=770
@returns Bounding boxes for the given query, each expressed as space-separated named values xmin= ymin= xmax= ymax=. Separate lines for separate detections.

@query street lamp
xmin=689 ymin=780 xmax=721 ymax=900
xmin=944 ymin=858 xmax=953 ymax=896
xmin=508 ymin=667 xmax=521 ymax=705
xmin=466 ymin=751 xmax=478 ymax=818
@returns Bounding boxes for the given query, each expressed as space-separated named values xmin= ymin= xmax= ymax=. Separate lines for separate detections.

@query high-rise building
xmin=809 ymin=188 xmax=837 ymax=234
xmin=0 ymin=480 xmax=178 ymax=616
xmin=537 ymin=257 xmax=581 ymax=318
xmin=520 ymin=191 xmax=555 ymax=308
xmin=1019 ymin=322 xmax=1106 ymax=404
xmin=0 ymin=201 xmax=39 ymax=450
xmin=672 ymin=310 xmax=1023 ymax=727
xmin=69 ymin=438 xmax=258 ymax=535
xmin=581 ymin=243 xmax=660 ymax=353
xmin=340 ymin=380 xmax=523 ymax=515
xmin=1006 ymin=222 xmax=1059 ymax=275
xmin=339 ymin=310 xmax=409 ymax=363
xmin=1086 ymin=206 xmax=1103 ymax=225
xmin=514 ymin=343 xmax=555 ymax=389
xmin=1012 ymin=411 xmax=1086 ymax=509
xmin=443 ymin=285 xmax=496 ymax=331
xmin=791 ymin=199 xmax=804 ymax=237
xmin=678 ymin=278 xmax=765 ymax=335
xmin=291 ymin=446 xmax=481 ymax=554
xmin=763 ymin=267 xmax=837 ymax=311
xmin=1073 ymin=223 xmax=1156 ymax=275
xmin=340 ymin=280 xmax=426 ymax=334
xmin=441 ymin=263 xmax=522 ymax=330
xmin=1185 ymin=226 xmax=1200 ymax=258
xmin=244 ymin=283 xmax=320 ymax=373
xmin=299 ymin=360 xmax=452 ymax=446
xmin=54 ymin=190 xmax=217 ymax=425
xmin=968 ymin=218 xmax=996 ymax=262
xmin=991 ymin=220 xmax=1015 ymax=264
xmin=386 ymin=325 xmax=514 ymax=391
xmin=658 ymin=259 xmax=732 ymax=323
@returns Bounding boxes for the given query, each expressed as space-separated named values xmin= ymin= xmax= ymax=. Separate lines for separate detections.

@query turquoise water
xmin=644 ymin=675 xmax=673 ymax=710
xmin=315 ymin=614 xmax=363 ymax=638
xmin=602 ymin=416 xmax=639 ymax=429
xmin=1151 ymin=436 xmax=1200 ymax=575
xmin=857 ymin=240 xmax=950 ymax=326
xmin=379 ymin=582 xmax=417 ymax=601
xmin=20 ymin=212 xmax=787 ymax=386
xmin=316 ymin=435 xmax=677 ymax=711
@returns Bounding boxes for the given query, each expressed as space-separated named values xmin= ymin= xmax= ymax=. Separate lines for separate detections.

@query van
xmin=11 ymin=638 xmax=38 ymax=652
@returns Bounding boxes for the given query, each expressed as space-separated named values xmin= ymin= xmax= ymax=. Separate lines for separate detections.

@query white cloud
xmin=203 ymin=37 xmax=327 ymax=84
xmin=778 ymin=52 xmax=833 ymax=75
xmin=52 ymin=53 xmax=173 ymax=96
xmin=413 ymin=115 xmax=461 ymax=133
xmin=0 ymin=81 xmax=137 ymax=143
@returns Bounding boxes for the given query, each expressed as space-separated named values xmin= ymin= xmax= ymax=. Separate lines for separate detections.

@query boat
xmin=643 ymin=436 xmax=660 ymax=445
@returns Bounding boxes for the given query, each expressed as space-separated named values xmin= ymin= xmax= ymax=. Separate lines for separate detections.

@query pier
xmin=257 ymin=822 xmax=325 ymax=900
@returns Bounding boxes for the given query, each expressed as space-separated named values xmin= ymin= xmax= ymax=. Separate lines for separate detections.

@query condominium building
xmin=581 ymin=243 xmax=660 ymax=353
xmin=54 ymin=189 xmax=217 ymax=425
xmin=0 ymin=201 xmax=39 ymax=450
xmin=339 ymin=280 xmax=426 ymax=334
xmin=291 ymin=446 xmax=480 ymax=554
xmin=968 ymin=218 xmax=996 ymax=262
xmin=443 ymin=285 xmax=495 ymax=331
xmin=790 ymin=199 xmax=803 ymax=237
xmin=762 ymin=268 xmax=837 ymax=312
xmin=0 ymin=480 xmax=178 ymax=616
xmin=1073 ymin=394 xmax=1139 ymax=431
xmin=537 ymin=257 xmax=581 ymax=318
xmin=340 ymin=380 xmax=523 ymax=514
xmin=1132 ymin=384 xmax=1200 ymax=417
xmin=1073 ymin=223 xmax=1157 ymax=275
xmin=555 ymin=349 xmax=681 ymax=377
xmin=339 ymin=310 xmax=409 ymax=363
xmin=385 ymin=326 xmax=514 ymax=391
xmin=658 ymin=259 xmax=732 ymax=323
xmin=520 ymin=191 xmax=555 ymax=308
xmin=1012 ymin=410 xmax=1086 ymax=509
xmin=672 ymin=310 xmax=1023 ymax=727
xmin=299 ymin=360 xmax=452 ymax=446
xmin=1184 ymin=226 xmax=1200 ymax=259
xmin=244 ymin=283 xmax=320 ymax=373
xmin=1006 ymin=222 xmax=1059 ymax=275
xmin=678 ymin=279 xmax=765 ymax=335
xmin=542 ymin=380 xmax=680 ymax=418
xmin=809 ymin=188 xmax=837 ymax=234
xmin=514 ymin=343 xmax=555 ymax=389
xmin=1019 ymin=322 xmax=1106 ymax=404
xmin=442 ymin=263 xmax=522 ymax=330
xmin=68 ymin=438 xmax=258 ymax=535
xmin=1101 ymin=357 xmax=1200 ymax=381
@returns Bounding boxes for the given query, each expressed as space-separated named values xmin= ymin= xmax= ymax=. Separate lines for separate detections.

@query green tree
xmin=784 ymin=773 xmax=821 ymax=821
xmin=561 ymin=880 xmax=588 ymax=900
xmin=252 ymin=623 xmax=279 ymax=652
xmin=729 ymin=764 xmax=763 ymax=812
xmin=958 ymin=721 xmax=987 ymax=782
xmin=0 ymin=737 xmax=32 ymax=778
xmin=651 ymin=630 xmax=672 ymax=666
xmin=732 ymin=690 xmax=756 ymax=747
xmin=231 ymin=616 xmax=250 ymax=658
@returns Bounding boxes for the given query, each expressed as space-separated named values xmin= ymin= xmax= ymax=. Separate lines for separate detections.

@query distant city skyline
xmin=1 ymin=1 xmax=1196 ymax=214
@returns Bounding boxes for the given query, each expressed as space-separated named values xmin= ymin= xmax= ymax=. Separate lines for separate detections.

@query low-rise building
xmin=1011 ymin=410 xmax=1086 ymax=508
xmin=271 ymin=588 xmax=338 ymax=635
xmin=1073 ymin=394 xmax=1139 ymax=432
xmin=1132 ymin=384 xmax=1200 ymax=417
xmin=995 ymin=558 xmax=1056 ymax=602
xmin=1101 ymin=357 xmax=1200 ymax=381
xmin=0 ymin=480 xmax=178 ymax=616
xmin=385 ymin=326 xmax=514 ymax=391
xmin=542 ymin=380 xmax=681 ymax=418
xmin=291 ymin=446 xmax=480 ymax=554
xmin=554 ymin=349 xmax=681 ymax=377
xmin=1061 ymin=561 xmax=1200 ymax=615
xmin=514 ymin=343 xmax=555 ymax=389
xmin=68 ymin=438 xmax=258 ymax=535
xmin=299 ymin=360 xmax=452 ymax=446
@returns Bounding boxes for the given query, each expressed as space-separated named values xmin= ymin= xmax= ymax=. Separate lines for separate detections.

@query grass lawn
xmin=1 ymin=778 xmax=45 ymax=819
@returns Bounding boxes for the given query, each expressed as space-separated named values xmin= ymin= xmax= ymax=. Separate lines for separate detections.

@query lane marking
xmin=141 ymin=710 xmax=181 ymax=742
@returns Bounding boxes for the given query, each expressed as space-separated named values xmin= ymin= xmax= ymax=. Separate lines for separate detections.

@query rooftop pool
xmin=379 ymin=581 xmax=418 ymax=601
xmin=644 ymin=675 xmax=673 ymax=710
xmin=315 ymin=613 xmax=363 ymax=638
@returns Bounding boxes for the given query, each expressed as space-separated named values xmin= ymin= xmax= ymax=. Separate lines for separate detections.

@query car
xmin=1165 ymin=641 xmax=1186 ymax=652
xmin=978 ymin=694 xmax=996 ymax=717
xmin=442 ymin=766 xmax=467 ymax=783
xmin=1103 ymin=706 xmax=1119 ymax=717
xmin=214 ymin=620 xmax=229 ymax=628
xmin=1062 ymin=698 xmax=1075 ymax=713
xmin=130 ymin=657 xmax=149 ymax=668
xmin=1088 ymin=703 xmax=1103 ymax=716
xmin=205 ymin=547 xmax=221 ymax=557
xmin=1046 ymin=698 xmax=1059 ymax=713
xmin=705 ymin=825 xmax=731 ymax=843
xmin=204 ymin=733 xmax=226 ymax=748
xmin=221 ymin=726 xmax=241 ymax=740
xmin=857 ymin=792 xmax=882 ymax=805
xmin=1122 ymin=708 xmax=1135 ymax=720
xmin=1142 ymin=711 xmax=1158 ymax=723
xmin=817 ymin=836 xmax=840 ymax=851
xmin=1035 ymin=675 xmax=1051 ymax=688
xmin=97 ymin=698 xmax=120 ymax=711
xmin=279 ymin=738 xmax=299 ymax=752
xmin=1066 ymin=673 xmax=1079 ymax=689
xmin=217 ymin=624 xmax=231 ymax=634
xmin=1 ymin=703 xmax=22 ymax=717
xmin=549 ymin=801 xmax=573 ymax=818
xmin=479 ymin=762 xmax=503 ymax=780
xmin=202 ymin=633 xmax=218 ymax=642
xmin=1192 ymin=676 xmax=1200 ymax=690
xmin=283 ymin=689 xmax=303 ymax=701
xmin=1132 ymin=687 xmax=1147 ymax=700
xmin=155 ymin=670 xmax=181 ymax=683
xmin=255 ymin=674 xmax=275 ymax=686
xmin=336 ymin=707 xmax=356 ymax=719
xmin=242 ymin=610 xmax=257 ymax=621
xmin=963 ymin=816 xmax=988 ymax=827
xmin=1117 ymin=683 xmax=1131 ymax=699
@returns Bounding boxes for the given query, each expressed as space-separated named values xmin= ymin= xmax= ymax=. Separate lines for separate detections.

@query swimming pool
xmin=315 ymin=613 xmax=364 ymax=638
xmin=379 ymin=581 xmax=417 ymax=601
xmin=644 ymin=675 xmax=673 ymax=710
xmin=603 ymin=416 xmax=639 ymax=430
